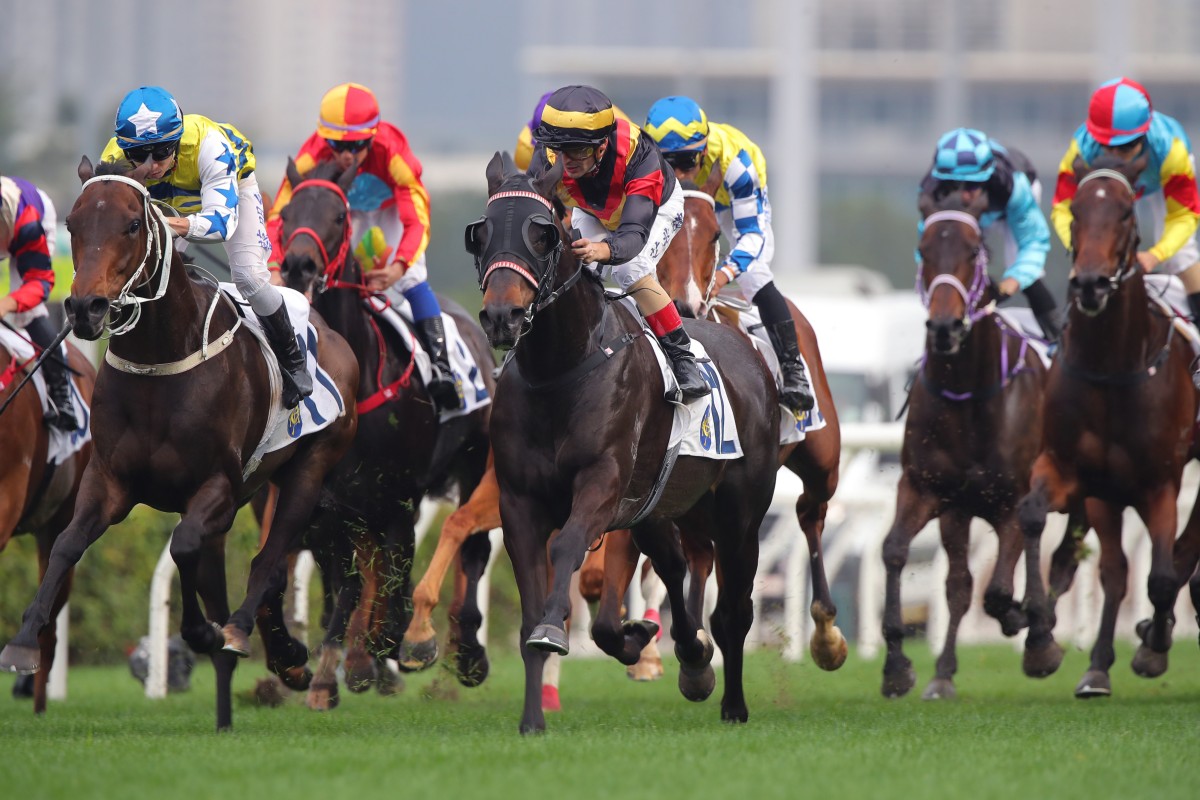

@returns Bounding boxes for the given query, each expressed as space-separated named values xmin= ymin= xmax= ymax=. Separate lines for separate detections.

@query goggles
xmin=122 ymin=142 xmax=178 ymax=163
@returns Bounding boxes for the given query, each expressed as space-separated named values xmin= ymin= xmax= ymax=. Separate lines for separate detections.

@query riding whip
xmin=0 ymin=318 xmax=72 ymax=419
xmin=0 ymin=318 xmax=81 ymax=375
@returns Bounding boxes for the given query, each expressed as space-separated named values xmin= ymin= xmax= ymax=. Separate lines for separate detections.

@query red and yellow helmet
xmin=317 ymin=83 xmax=381 ymax=142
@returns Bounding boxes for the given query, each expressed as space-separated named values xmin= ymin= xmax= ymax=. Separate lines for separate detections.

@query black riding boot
xmin=766 ymin=320 xmax=816 ymax=414
xmin=657 ymin=326 xmax=711 ymax=401
xmin=415 ymin=316 xmax=463 ymax=412
xmin=26 ymin=317 xmax=76 ymax=431
xmin=1024 ymin=279 xmax=1063 ymax=343
xmin=257 ymin=304 xmax=313 ymax=409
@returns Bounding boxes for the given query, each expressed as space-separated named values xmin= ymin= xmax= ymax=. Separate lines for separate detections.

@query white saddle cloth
xmin=0 ymin=325 xmax=92 ymax=465
xmin=363 ymin=296 xmax=492 ymax=422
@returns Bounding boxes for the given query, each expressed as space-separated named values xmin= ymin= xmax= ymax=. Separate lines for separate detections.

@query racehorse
xmin=0 ymin=338 xmax=95 ymax=713
xmin=879 ymin=192 xmax=1087 ymax=699
xmin=0 ymin=157 xmax=357 ymax=730
xmin=470 ymin=152 xmax=781 ymax=733
xmin=275 ymin=158 xmax=495 ymax=702
xmin=657 ymin=183 xmax=848 ymax=671
xmin=1017 ymin=155 xmax=1200 ymax=697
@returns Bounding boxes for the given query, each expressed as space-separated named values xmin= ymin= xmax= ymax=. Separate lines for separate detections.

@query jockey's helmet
xmin=114 ymin=86 xmax=184 ymax=148
xmin=534 ymin=86 xmax=616 ymax=149
xmin=527 ymin=91 xmax=554 ymax=141
xmin=931 ymin=128 xmax=995 ymax=183
xmin=318 ymin=83 xmax=380 ymax=142
xmin=644 ymin=96 xmax=709 ymax=153
xmin=1087 ymin=77 xmax=1152 ymax=146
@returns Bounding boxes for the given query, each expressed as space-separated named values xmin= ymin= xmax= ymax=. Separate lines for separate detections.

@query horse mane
xmin=94 ymin=159 xmax=132 ymax=177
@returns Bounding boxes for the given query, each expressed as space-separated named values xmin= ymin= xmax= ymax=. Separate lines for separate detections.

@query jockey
xmin=0 ymin=174 xmax=75 ymax=430
xmin=267 ymin=82 xmax=461 ymax=412
xmin=531 ymin=85 xmax=710 ymax=401
xmin=1052 ymin=77 xmax=1200 ymax=323
xmin=101 ymin=86 xmax=313 ymax=409
xmin=918 ymin=127 xmax=1063 ymax=342
xmin=516 ymin=92 xmax=631 ymax=173
xmin=645 ymin=95 xmax=815 ymax=413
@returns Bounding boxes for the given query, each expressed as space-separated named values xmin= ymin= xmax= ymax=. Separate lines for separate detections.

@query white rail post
xmin=47 ymin=604 xmax=68 ymax=700
xmin=476 ymin=528 xmax=505 ymax=648
xmin=145 ymin=536 xmax=176 ymax=699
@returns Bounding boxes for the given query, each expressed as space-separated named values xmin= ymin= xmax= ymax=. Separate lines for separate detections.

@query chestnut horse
xmin=657 ymin=184 xmax=847 ymax=670
xmin=1017 ymin=156 xmax=1200 ymax=697
xmin=471 ymin=153 xmax=780 ymax=733
xmin=275 ymin=159 xmax=495 ymax=701
xmin=0 ymin=339 xmax=95 ymax=713
xmin=0 ymin=158 xmax=357 ymax=730
xmin=880 ymin=194 xmax=1088 ymax=699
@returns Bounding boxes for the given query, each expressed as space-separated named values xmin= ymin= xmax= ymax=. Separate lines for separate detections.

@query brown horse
xmin=0 ymin=157 xmax=357 ymax=730
xmin=1017 ymin=156 xmax=1200 ymax=696
xmin=0 ymin=338 xmax=95 ymax=713
xmin=879 ymin=194 xmax=1089 ymax=699
xmin=275 ymin=158 xmax=496 ymax=700
xmin=657 ymin=184 xmax=847 ymax=670
xmin=471 ymin=152 xmax=781 ymax=733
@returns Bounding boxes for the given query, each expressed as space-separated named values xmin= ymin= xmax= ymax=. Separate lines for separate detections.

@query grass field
xmin=1 ymin=640 xmax=1197 ymax=800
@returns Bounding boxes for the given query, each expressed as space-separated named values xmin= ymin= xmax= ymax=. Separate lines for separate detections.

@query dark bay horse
xmin=0 ymin=158 xmax=357 ymax=730
xmin=880 ymin=195 xmax=1087 ymax=699
xmin=657 ymin=184 xmax=847 ymax=670
xmin=1017 ymin=156 xmax=1200 ymax=697
xmin=275 ymin=159 xmax=495 ymax=700
xmin=0 ymin=339 xmax=95 ymax=713
xmin=470 ymin=152 xmax=780 ymax=733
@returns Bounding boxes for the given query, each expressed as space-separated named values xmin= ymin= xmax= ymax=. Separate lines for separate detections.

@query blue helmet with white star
xmin=114 ymin=86 xmax=184 ymax=147
xmin=931 ymin=128 xmax=995 ymax=183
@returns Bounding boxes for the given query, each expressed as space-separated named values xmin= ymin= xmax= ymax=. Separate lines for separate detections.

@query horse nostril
xmin=88 ymin=297 xmax=110 ymax=319
xmin=951 ymin=318 xmax=965 ymax=332
xmin=507 ymin=307 xmax=524 ymax=326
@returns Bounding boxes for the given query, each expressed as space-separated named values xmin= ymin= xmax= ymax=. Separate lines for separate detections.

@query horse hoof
xmin=454 ymin=643 xmax=491 ymax=688
xmin=1022 ymin=637 xmax=1063 ymax=678
xmin=221 ymin=624 xmax=252 ymax=658
xmin=0 ymin=644 xmax=39 ymax=675
xmin=253 ymin=676 xmax=290 ymax=707
xmin=810 ymin=626 xmax=848 ymax=671
xmin=678 ymin=662 xmax=716 ymax=702
xmin=881 ymin=662 xmax=916 ymax=699
xmin=622 ymin=618 xmax=659 ymax=644
xmin=922 ymin=678 xmax=956 ymax=700
xmin=305 ymin=682 xmax=340 ymax=711
xmin=526 ymin=624 xmax=569 ymax=655
xmin=675 ymin=629 xmax=715 ymax=668
xmin=1131 ymin=645 xmax=1169 ymax=678
xmin=626 ymin=651 xmax=664 ymax=682
xmin=344 ymin=659 xmax=376 ymax=693
xmin=1074 ymin=670 xmax=1112 ymax=698
xmin=541 ymin=684 xmax=561 ymax=712
xmin=375 ymin=661 xmax=404 ymax=696
xmin=720 ymin=705 xmax=749 ymax=724
xmin=397 ymin=637 xmax=439 ymax=672
xmin=276 ymin=665 xmax=312 ymax=692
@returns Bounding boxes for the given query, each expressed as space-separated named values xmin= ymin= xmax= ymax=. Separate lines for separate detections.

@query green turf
xmin=1 ymin=640 xmax=1197 ymax=799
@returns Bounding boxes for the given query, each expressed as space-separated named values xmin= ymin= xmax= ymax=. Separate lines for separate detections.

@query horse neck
xmin=1067 ymin=271 xmax=1155 ymax=371
xmin=513 ymin=259 xmax=608 ymax=385
xmin=107 ymin=254 xmax=208 ymax=363
xmin=923 ymin=314 xmax=1004 ymax=395
xmin=314 ymin=280 xmax=384 ymax=394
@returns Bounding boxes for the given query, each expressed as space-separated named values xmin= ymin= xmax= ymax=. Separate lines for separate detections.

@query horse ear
xmin=286 ymin=156 xmax=304 ymax=189
xmin=336 ymin=162 xmax=356 ymax=194
xmin=130 ymin=157 xmax=155 ymax=183
xmin=1071 ymin=155 xmax=1090 ymax=181
xmin=1126 ymin=150 xmax=1150 ymax=181
xmin=966 ymin=186 xmax=989 ymax=219
xmin=78 ymin=155 xmax=94 ymax=184
xmin=917 ymin=191 xmax=937 ymax=220
xmin=531 ymin=159 xmax=563 ymax=200
xmin=486 ymin=151 xmax=506 ymax=196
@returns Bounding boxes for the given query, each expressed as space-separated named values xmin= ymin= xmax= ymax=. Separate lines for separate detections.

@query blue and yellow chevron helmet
xmin=114 ymin=86 xmax=184 ymax=147
xmin=534 ymin=85 xmax=616 ymax=148
xmin=931 ymin=128 xmax=995 ymax=183
xmin=644 ymin=96 xmax=709 ymax=153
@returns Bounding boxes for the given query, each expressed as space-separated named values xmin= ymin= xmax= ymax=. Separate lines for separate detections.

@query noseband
xmin=283 ymin=179 xmax=353 ymax=293
xmin=917 ymin=210 xmax=993 ymax=330
xmin=79 ymin=174 xmax=173 ymax=337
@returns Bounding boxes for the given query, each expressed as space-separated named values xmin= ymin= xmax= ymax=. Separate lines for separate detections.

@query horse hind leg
xmin=254 ymin=563 xmax=311 ymax=692
xmin=795 ymin=491 xmax=847 ymax=671
xmin=589 ymin=530 xmax=653 ymax=667
xmin=627 ymin=564 xmax=666 ymax=681
xmin=448 ymin=530 xmax=497 ymax=687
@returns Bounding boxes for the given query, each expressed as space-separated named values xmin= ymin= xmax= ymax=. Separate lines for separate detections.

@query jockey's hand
xmin=164 ymin=216 xmax=191 ymax=238
xmin=713 ymin=268 xmax=732 ymax=292
xmin=1137 ymin=250 xmax=1161 ymax=272
xmin=997 ymin=277 xmax=1020 ymax=298
xmin=365 ymin=258 xmax=407 ymax=292
xmin=0 ymin=295 xmax=18 ymax=317
xmin=268 ymin=266 xmax=284 ymax=287
xmin=571 ymin=237 xmax=611 ymax=264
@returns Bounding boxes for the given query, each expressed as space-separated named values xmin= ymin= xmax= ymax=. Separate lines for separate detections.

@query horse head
xmin=658 ymin=182 xmax=720 ymax=318
xmin=1067 ymin=153 xmax=1145 ymax=316
xmin=277 ymin=158 xmax=357 ymax=298
xmin=468 ymin=151 xmax=566 ymax=348
xmin=916 ymin=189 xmax=990 ymax=355
xmin=64 ymin=155 xmax=166 ymax=340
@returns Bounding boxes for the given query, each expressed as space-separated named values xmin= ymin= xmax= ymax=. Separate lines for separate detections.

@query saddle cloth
xmin=0 ymin=326 xmax=92 ymax=466
xmin=714 ymin=301 xmax=828 ymax=445
xmin=364 ymin=295 xmax=491 ymax=422
xmin=218 ymin=284 xmax=346 ymax=480
xmin=611 ymin=295 xmax=743 ymax=460
xmin=992 ymin=308 xmax=1053 ymax=369
xmin=1144 ymin=273 xmax=1200 ymax=359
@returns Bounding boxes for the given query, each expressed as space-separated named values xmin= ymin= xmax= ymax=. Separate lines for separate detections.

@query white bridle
xmin=681 ymin=189 xmax=723 ymax=313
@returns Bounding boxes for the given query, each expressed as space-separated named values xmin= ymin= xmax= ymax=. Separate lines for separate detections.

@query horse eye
xmin=336 ymin=212 xmax=346 ymax=225
xmin=127 ymin=219 xmax=141 ymax=235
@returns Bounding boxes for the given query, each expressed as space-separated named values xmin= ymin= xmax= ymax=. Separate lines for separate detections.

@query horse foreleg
xmin=32 ymin=533 xmax=72 ymax=716
xmin=881 ymin=475 xmax=938 ymax=698
xmin=343 ymin=538 xmax=382 ymax=693
xmin=1017 ymin=459 xmax=1075 ymax=678
xmin=626 ymin=563 xmax=667 ymax=681
xmin=925 ymin=511 xmax=973 ymax=700
xmin=1075 ymin=498 xmax=1126 ymax=698
xmin=254 ymin=560 xmax=311 ymax=692
xmin=587 ymin=529 xmax=645 ymax=665
xmin=796 ymin=491 xmax=846 ymax=671
xmin=578 ymin=536 xmax=608 ymax=603
xmin=1047 ymin=507 xmax=1089 ymax=614
xmin=0 ymin=475 xmax=129 ymax=674
xmin=447 ymin=530 xmax=496 ymax=688
xmin=500 ymin=493 xmax=552 ymax=735
xmin=680 ymin=525 xmax=714 ymax=629
xmin=1131 ymin=485 xmax=1182 ymax=679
